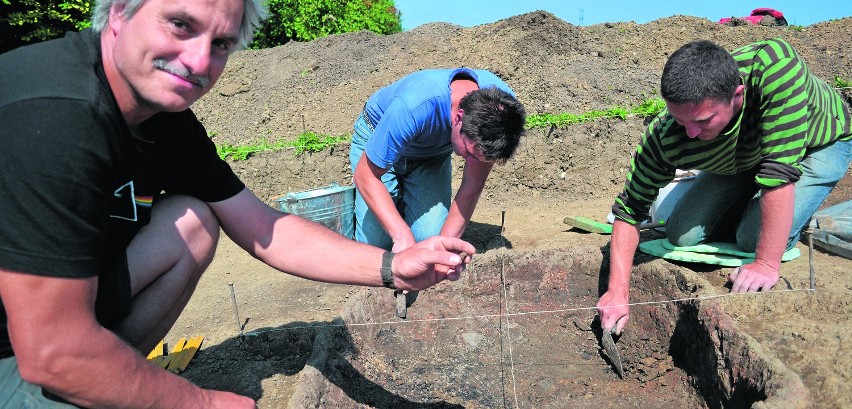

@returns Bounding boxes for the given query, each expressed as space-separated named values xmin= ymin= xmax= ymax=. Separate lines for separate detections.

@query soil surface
xmin=168 ymin=13 xmax=852 ymax=408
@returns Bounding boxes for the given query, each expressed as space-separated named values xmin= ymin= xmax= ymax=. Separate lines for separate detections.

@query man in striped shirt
xmin=598 ymin=39 xmax=852 ymax=334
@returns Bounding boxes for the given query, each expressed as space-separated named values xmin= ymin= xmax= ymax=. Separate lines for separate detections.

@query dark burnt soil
xmin=286 ymin=248 xmax=805 ymax=408
xmin=171 ymin=13 xmax=852 ymax=408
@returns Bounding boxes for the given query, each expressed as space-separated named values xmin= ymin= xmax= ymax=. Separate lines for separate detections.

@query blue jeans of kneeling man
xmin=349 ymin=115 xmax=452 ymax=250
xmin=666 ymin=138 xmax=852 ymax=252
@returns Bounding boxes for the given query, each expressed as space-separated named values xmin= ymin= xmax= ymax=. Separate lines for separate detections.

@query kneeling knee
xmin=666 ymin=225 xmax=703 ymax=247
xmin=155 ymin=195 xmax=220 ymax=263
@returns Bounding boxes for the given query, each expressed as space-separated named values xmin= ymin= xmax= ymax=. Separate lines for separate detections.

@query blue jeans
xmin=349 ymin=116 xmax=452 ymax=250
xmin=0 ymin=357 xmax=78 ymax=408
xmin=666 ymin=138 xmax=852 ymax=251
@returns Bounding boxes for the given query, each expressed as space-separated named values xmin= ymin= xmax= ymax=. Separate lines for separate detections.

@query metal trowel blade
xmin=395 ymin=290 xmax=407 ymax=318
xmin=602 ymin=331 xmax=625 ymax=379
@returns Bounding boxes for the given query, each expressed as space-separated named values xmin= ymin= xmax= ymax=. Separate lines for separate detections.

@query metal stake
xmin=228 ymin=283 xmax=244 ymax=336
xmin=808 ymin=231 xmax=815 ymax=292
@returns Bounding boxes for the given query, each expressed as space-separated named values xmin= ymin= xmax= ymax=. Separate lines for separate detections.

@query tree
xmin=251 ymin=0 xmax=402 ymax=49
xmin=1 ymin=0 xmax=92 ymax=54
xmin=0 ymin=0 xmax=402 ymax=54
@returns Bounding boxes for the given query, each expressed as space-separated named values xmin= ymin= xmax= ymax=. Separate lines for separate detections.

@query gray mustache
xmin=152 ymin=59 xmax=210 ymax=88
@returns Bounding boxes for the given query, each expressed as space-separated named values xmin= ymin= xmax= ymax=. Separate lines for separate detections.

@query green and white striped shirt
xmin=613 ymin=38 xmax=851 ymax=225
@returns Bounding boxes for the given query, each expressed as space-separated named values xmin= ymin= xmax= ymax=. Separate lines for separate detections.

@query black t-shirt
xmin=0 ymin=29 xmax=245 ymax=357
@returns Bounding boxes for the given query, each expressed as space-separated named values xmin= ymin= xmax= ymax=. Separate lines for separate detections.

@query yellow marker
xmin=170 ymin=338 xmax=187 ymax=354
xmin=146 ymin=340 xmax=165 ymax=361
xmin=144 ymin=336 xmax=204 ymax=373
xmin=167 ymin=336 xmax=205 ymax=374
xmin=153 ymin=355 xmax=171 ymax=369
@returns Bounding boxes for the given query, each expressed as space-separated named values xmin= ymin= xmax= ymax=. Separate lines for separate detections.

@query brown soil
xmin=169 ymin=13 xmax=852 ymax=408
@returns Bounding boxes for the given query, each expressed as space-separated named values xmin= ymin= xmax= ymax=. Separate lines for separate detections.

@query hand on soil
xmin=597 ymin=290 xmax=630 ymax=335
xmin=729 ymin=263 xmax=779 ymax=293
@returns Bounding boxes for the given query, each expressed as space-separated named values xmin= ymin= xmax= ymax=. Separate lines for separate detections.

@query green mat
xmin=638 ymin=239 xmax=800 ymax=266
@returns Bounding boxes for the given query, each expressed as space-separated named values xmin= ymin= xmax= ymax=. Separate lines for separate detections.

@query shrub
xmin=1 ymin=0 xmax=402 ymax=53
xmin=251 ymin=0 xmax=402 ymax=49
xmin=1 ymin=0 xmax=92 ymax=53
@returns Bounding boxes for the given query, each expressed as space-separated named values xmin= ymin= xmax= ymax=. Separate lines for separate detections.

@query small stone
xmin=462 ymin=332 xmax=485 ymax=348
xmin=573 ymin=318 xmax=592 ymax=331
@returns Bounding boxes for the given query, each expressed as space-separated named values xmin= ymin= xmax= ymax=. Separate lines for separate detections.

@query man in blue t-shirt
xmin=350 ymin=68 xmax=527 ymax=253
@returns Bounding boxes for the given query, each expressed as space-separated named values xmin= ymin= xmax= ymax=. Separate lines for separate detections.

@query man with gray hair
xmin=0 ymin=0 xmax=474 ymax=407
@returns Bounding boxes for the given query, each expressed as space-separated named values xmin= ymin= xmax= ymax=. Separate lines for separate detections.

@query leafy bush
xmin=1 ymin=0 xmax=92 ymax=53
xmin=1 ymin=0 xmax=402 ymax=53
xmin=251 ymin=0 xmax=402 ymax=49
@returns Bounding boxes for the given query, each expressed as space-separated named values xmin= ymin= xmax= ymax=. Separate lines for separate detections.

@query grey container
xmin=274 ymin=183 xmax=356 ymax=239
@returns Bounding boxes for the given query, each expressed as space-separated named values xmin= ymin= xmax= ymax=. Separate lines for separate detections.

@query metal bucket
xmin=273 ymin=183 xmax=356 ymax=239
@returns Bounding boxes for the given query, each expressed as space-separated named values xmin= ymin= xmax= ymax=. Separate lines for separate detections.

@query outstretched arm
xmin=729 ymin=183 xmax=794 ymax=292
xmin=0 ymin=271 xmax=254 ymax=409
xmin=211 ymin=188 xmax=475 ymax=291
xmin=440 ymin=158 xmax=494 ymax=238
xmin=597 ymin=219 xmax=640 ymax=335
xmin=353 ymin=153 xmax=416 ymax=252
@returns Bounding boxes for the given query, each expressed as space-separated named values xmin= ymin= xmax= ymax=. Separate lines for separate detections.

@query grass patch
xmin=525 ymin=97 xmax=664 ymax=130
xmin=216 ymin=131 xmax=349 ymax=161
xmin=213 ymin=98 xmax=667 ymax=161
xmin=292 ymin=131 xmax=349 ymax=155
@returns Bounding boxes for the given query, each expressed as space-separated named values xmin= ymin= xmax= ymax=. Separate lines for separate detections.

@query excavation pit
xmin=290 ymin=247 xmax=808 ymax=408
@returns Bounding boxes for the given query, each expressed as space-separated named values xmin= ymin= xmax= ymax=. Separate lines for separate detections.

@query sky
xmin=395 ymin=0 xmax=852 ymax=30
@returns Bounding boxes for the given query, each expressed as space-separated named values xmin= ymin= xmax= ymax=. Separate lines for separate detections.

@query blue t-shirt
xmin=363 ymin=68 xmax=514 ymax=168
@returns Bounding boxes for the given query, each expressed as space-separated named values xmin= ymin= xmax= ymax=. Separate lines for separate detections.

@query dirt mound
xmin=196 ymin=13 xmax=851 ymax=147
xmin=175 ymin=13 xmax=852 ymax=408
xmin=193 ymin=13 xmax=852 ymax=204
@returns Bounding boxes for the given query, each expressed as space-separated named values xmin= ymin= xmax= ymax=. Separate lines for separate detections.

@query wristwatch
xmin=380 ymin=251 xmax=396 ymax=289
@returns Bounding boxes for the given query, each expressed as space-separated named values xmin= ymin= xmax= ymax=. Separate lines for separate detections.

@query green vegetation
xmin=1 ymin=0 xmax=92 ymax=53
xmin=525 ymin=97 xmax=665 ymax=130
xmin=250 ymin=0 xmax=401 ymax=49
xmin=1 ymin=0 xmax=401 ymax=53
xmin=291 ymin=130 xmax=350 ymax=155
xmin=216 ymin=131 xmax=349 ymax=161
xmin=215 ymin=99 xmax=667 ymax=161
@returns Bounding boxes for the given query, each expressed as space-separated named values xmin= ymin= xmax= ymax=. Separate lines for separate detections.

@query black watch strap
xmin=380 ymin=251 xmax=396 ymax=289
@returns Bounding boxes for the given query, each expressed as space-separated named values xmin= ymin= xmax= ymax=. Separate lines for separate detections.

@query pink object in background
xmin=718 ymin=8 xmax=788 ymax=26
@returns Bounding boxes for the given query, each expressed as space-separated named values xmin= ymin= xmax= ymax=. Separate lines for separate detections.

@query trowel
xmin=601 ymin=328 xmax=625 ymax=379
xmin=394 ymin=290 xmax=417 ymax=318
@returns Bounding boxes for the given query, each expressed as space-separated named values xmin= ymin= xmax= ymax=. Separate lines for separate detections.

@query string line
xmin=243 ymin=288 xmax=812 ymax=336
xmin=498 ymin=218 xmax=520 ymax=409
